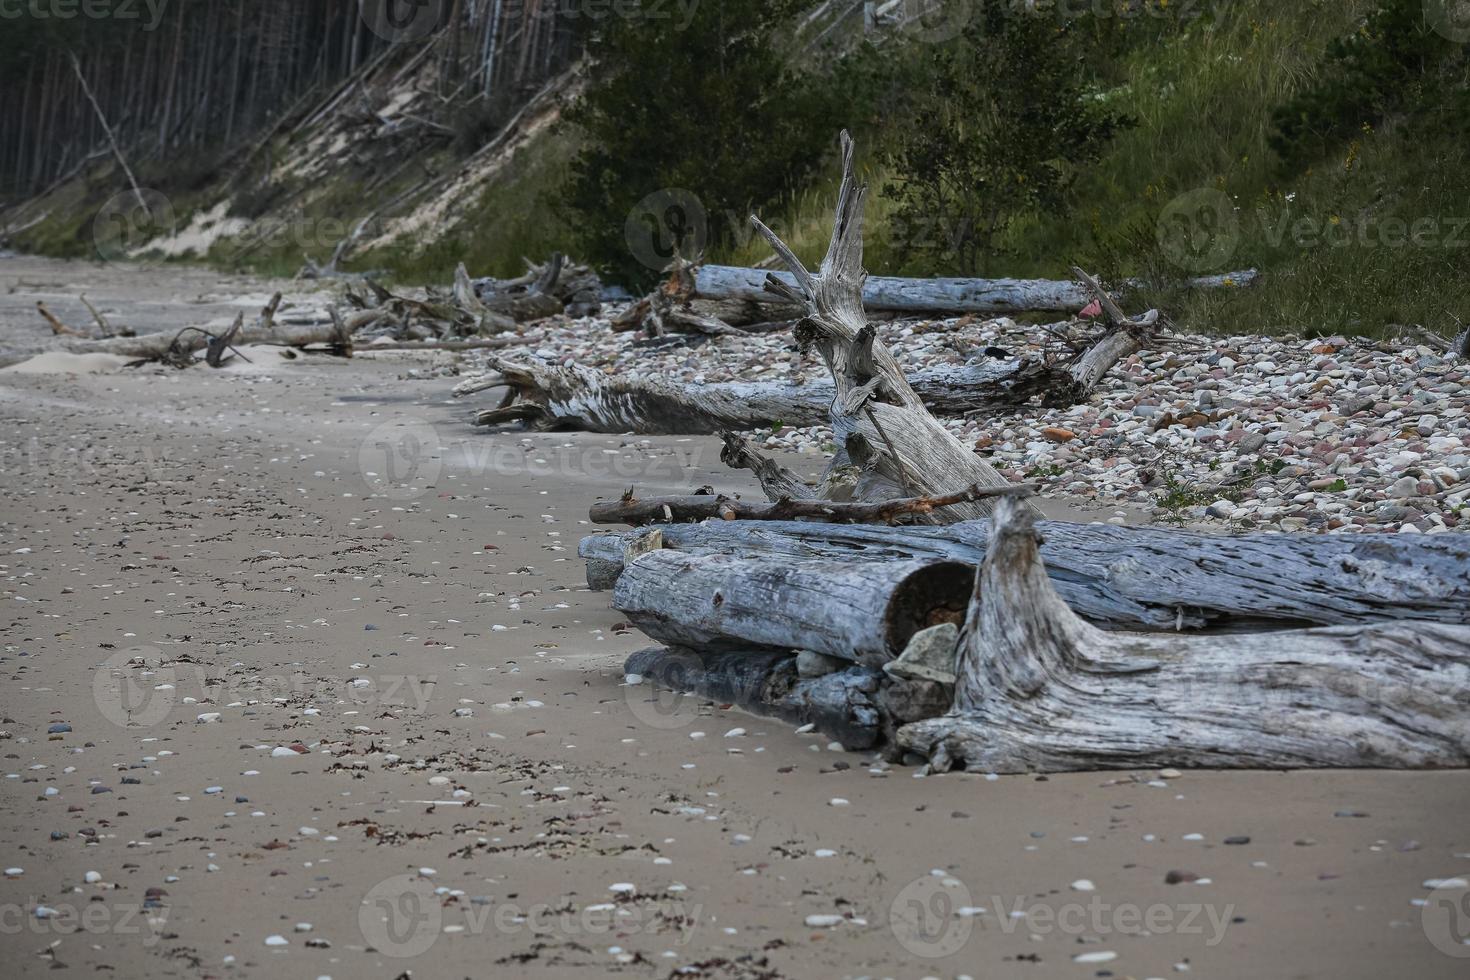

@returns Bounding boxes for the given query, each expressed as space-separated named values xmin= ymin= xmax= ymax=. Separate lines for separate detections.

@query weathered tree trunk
xmin=690 ymin=263 xmax=1259 ymax=315
xmin=613 ymin=551 xmax=973 ymax=668
xmin=579 ymin=517 xmax=1470 ymax=632
xmin=455 ymin=338 xmax=1139 ymax=433
xmin=897 ymin=499 xmax=1470 ymax=772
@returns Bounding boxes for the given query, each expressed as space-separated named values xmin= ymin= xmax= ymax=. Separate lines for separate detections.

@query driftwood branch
xmin=897 ymin=499 xmax=1470 ymax=771
xmin=590 ymin=482 xmax=1036 ymax=526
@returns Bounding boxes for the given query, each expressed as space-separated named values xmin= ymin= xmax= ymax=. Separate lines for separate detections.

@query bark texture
xmin=612 ymin=551 xmax=973 ymax=668
xmin=580 ymin=517 xmax=1470 ymax=631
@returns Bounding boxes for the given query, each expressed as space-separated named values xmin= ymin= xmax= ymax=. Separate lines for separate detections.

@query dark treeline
xmin=0 ymin=0 xmax=584 ymax=197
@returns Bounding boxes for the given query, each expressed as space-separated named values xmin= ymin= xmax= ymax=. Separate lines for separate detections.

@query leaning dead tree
xmin=898 ymin=499 xmax=1470 ymax=771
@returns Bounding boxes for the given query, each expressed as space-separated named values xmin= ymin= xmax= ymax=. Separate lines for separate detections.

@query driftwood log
xmin=579 ymin=518 xmax=1470 ymax=631
xmin=625 ymin=647 xmax=886 ymax=749
xmin=613 ymin=551 xmax=972 ymax=668
xmin=455 ymin=320 xmax=1148 ymax=432
xmin=898 ymin=499 xmax=1470 ymax=771
xmin=59 ymin=319 xmax=355 ymax=361
xmin=689 ymin=263 xmax=1259 ymax=315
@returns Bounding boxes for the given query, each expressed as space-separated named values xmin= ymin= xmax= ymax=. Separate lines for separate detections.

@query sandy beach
xmin=1 ymin=257 xmax=1468 ymax=979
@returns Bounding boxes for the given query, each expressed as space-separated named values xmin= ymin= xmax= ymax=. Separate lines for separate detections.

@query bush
xmin=1269 ymin=0 xmax=1469 ymax=172
xmin=560 ymin=0 xmax=860 ymax=288
xmin=873 ymin=5 xmax=1132 ymax=276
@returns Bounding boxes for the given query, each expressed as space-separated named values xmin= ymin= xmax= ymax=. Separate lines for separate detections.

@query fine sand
xmin=1 ymin=257 xmax=1468 ymax=979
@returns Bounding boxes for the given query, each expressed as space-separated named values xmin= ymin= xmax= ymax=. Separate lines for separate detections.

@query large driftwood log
xmin=589 ymin=484 xmax=1035 ymax=526
xmin=579 ymin=518 xmax=1470 ymax=631
xmin=898 ymin=499 xmax=1470 ymax=771
xmin=613 ymin=552 xmax=972 ymax=668
xmin=455 ymin=354 xmax=1131 ymax=432
xmin=691 ymin=264 xmax=1258 ymax=315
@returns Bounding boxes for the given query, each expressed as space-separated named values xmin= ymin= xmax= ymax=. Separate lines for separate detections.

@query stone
xmin=1238 ymin=432 xmax=1268 ymax=454
xmin=1205 ymin=499 xmax=1237 ymax=520
xmin=1389 ymin=475 xmax=1421 ymax=499
xmin=796 ymin=650 xmax=847 ymax=678
xmin=883 ymin=623 xmax=959 ymax=685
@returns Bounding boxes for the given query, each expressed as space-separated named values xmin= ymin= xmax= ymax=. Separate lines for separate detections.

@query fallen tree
xmin=898 ymin=499 xmax=1470 ymax=771
xmin=579 ymin=517 xmax=1470 ymax=632
xmin=687 ymin=263 xmax=1259 ymax=316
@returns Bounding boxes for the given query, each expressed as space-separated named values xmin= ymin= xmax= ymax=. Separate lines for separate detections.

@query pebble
xmin=460 ymin=317 xmax=1470 ymax=533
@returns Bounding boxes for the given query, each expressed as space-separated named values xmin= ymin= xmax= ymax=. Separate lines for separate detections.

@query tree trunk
xmin=612 ymin=552 xmax=973 ymax=668
xmin=579 ymin=517 xmax=1470 ymax=632
xmin=897 ymin=499 xmax=1470 ymax=772
xmin=690 ymin=264 xmax=1259 ymax=315
xmin=457 ymin=334 xmax=1139 ymax=433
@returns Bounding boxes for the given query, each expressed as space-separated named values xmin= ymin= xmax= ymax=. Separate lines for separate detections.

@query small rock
xmin=796 ymin=650 xmax=846 ymax=678
xmin=883 ymin=623 xmax=959 ymax=685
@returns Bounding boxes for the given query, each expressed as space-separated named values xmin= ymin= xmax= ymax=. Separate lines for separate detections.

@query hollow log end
xmin=882 ymin=560 xmax=973 ymax=661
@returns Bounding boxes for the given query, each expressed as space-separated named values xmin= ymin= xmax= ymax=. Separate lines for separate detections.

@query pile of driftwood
xmin=577 ymin=133 xmax=1470 ymax=772
xmin=35 ymin=255 xmax=599 ymax=368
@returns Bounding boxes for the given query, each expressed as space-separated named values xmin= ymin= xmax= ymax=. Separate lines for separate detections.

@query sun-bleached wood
xmin=896 ymin=498 xmax=1470 ymax=772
